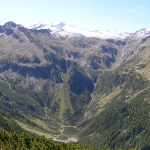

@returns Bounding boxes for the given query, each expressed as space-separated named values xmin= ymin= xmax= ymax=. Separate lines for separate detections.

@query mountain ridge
xmin=2 ymin=21 xmax=150 ymax=40
xmin=29 ymin=21 xmax=130 ymax=39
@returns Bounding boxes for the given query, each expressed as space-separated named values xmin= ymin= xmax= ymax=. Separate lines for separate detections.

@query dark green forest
xmin=0 ymin=130 xmax=139 ymax=150
xmin=78 ymin=69 xmax=150 ymax=150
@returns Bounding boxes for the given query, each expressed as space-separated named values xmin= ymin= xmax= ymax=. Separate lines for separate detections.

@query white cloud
xmin=128 ymin=9 xmax=137 ymax=13
xmin=135 ymin=5 xmax=145 ymax=11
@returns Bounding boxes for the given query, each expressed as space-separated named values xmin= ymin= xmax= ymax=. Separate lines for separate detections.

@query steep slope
xmin=78 ymin=34 xmax=150 ymax=149
xmin=79 ymin=64 xmax=150 ymax=149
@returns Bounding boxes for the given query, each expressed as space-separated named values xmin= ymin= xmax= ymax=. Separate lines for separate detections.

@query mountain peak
xmin=131 ymin=28 xmax=150 ymax=38
xmin=4 ymin=21 xmax=17 ymax=28
xmin=3 ymin=21 xmax=23 ymax=28
xmin=53 ymin=21 xmax=66 ymax=27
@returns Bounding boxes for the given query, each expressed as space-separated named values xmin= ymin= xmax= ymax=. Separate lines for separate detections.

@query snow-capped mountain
xmin=29 ymin=22 xmax=130 ymax=39
xmin=131 ymin=28 xmax=150 ymax=38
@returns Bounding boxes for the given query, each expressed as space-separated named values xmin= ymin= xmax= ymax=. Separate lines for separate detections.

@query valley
xmin=0 ymin=21 xmax=150 ymax=149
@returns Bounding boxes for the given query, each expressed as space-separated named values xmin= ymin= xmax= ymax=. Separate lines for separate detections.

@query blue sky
xmin=0 ymin=0 xmax=150 ymax=33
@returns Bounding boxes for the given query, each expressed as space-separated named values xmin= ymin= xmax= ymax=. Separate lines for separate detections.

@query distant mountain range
xmin=29 ymin=21 xmax=129 ymax=39
xmin=29 ymin=21 xmax=150 ymax=40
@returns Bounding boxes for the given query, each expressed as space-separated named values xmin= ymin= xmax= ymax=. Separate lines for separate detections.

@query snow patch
xmin=132 ymin=28 xmax=150 ymax=38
